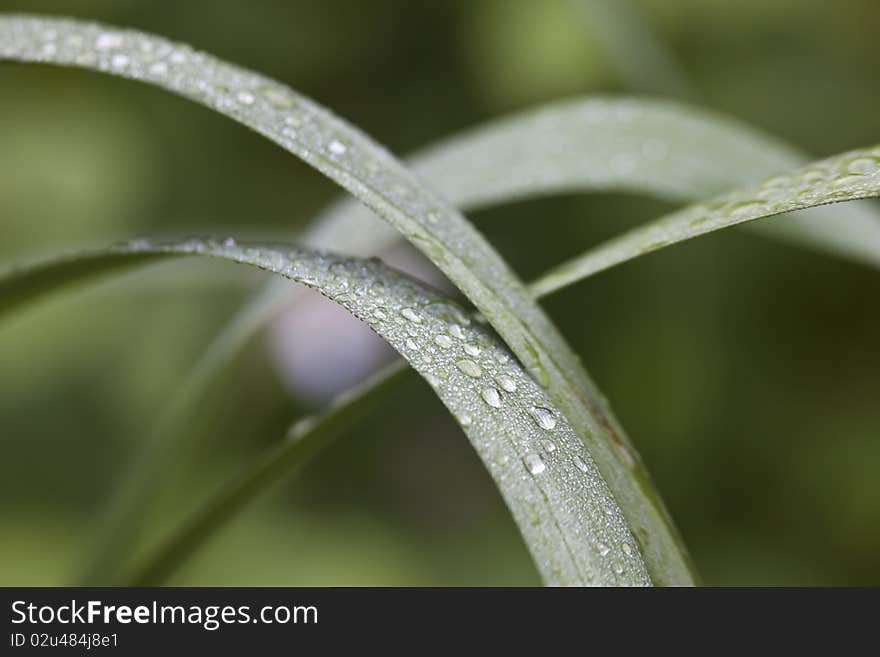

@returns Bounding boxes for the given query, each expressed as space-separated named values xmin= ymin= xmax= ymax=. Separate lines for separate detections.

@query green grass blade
xmin=309 ymin=98 xmax=880 ymax=268
xmin=0 ymin=15 xmax=693 ymax=584
xmin=530 ymin=145 xmax=880 ymax=297
xmin=0 ymin=238 xmax=654 ymax=586
xmin=126 ymin=361 xmax=409 ymax=586
xmin=0 ymin=252 xmax=173 ymax=317
xmin=188 ymin=93 xmax=873 ymax=413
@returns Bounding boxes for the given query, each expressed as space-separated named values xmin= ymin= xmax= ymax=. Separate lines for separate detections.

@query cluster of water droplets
xmin=651 ymin=147 xmax=880 ymax=254
xmin=537 ymin=145 xmax=880 ymax=290
xmin=0 ymin=16 xmax=551 ymax=351
xmin=115 ymin=236 xmax=649 ymax=585
xmin=1 ymin=16 xmax=655 ymax=584
xmin=3 ymin=17 xmax=617 ymax=430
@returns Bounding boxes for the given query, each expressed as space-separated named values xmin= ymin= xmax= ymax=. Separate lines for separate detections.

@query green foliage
xmin=1 ymin=10 xmax=878 ymax=587
xmin=1 ymin=237 xmax=652 ymax=585
xmin=531 ymin=146 xmax=880 ymax=296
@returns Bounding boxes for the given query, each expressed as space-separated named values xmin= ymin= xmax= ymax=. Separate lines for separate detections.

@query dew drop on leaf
xmin=95 ymin=32 xmax=122 ymax=49
xmin=529 ymin=406 xmax=556 ymax=430
xmin=400 ymin=307 xmax=421 ymax=323
xmin=495 ymin=374 xmax=517 ymax=393
xmin=455 ymin=359 xmax=482 ymax=378
xmin=523 ymin=453 xmax=546 ymax=475
xmin=481 ymin=386 xmax=502 ymax=408
xmin=463 ymin=343 xmax=481 ymax=357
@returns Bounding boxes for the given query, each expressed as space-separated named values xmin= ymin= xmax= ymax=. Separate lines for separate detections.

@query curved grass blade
xmin=0 ymin=15 xmax=692 ymax=584
xmin=308 ymin=99 xmax=880 ymax=266
xmin=530 ymin=145 xmax=880 ymax=297
xmin=0 ymin=237 xmax=652 ymax=586
xmin=127 ymin=361 xmax=409 ymax=585
xmin=0 ymin=251 xmax=166 ymax=317
xmin=138 ymin=144 xmax=880 ymax=583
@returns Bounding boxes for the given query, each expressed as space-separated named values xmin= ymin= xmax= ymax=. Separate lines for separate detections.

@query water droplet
xmin=800 ymin=168 xmax=826 ymax=186
xmin=529 ymin=407 xmax=556 ymax=431
xmin=613 ymin=561 xmax=624 ymax=575
xmin=523 ymin=453 xmax=546 ymax=475
xmin=455 ymin=359 xmax=482 ymax=378
xmin=421 ymin=354 xmax=433 ymax=364
xmin=236 ymin=91 xmax=255 ymax=105
xmin=463 ymin=343 xmax=481 ymax=357
xmin=831 ymin=174 xmax=866 ymax=188
xmin=573 ymin=455 xmax=590 ymax=473
xmin=481 ymin=387 xmax=502 ymax=408
xmin=622 ymin=543 xmax=634 ymax=557
xmin=425 ymin=373 xmax=440 ymax=387
xmin=223 ymin=237 xmax=236 ymax=248
xmin=423 ymin=301 xmax=469 ymax=325
xmin=846 ymin=157 xmax=877 ymax=175
xmin=400 ymin=307 xmax=421 ymax=323
xmin=595 ymin=542 xmax=610 ymax=557
xmin=449 ymin=324 xmax=466 ymax=340
xmin=405 ymin=338 xmax=418 ymax=351
xmin=110 ymin=53 xmax=129 ymax=69
xmin=727 ymin=200 xmax=766 ymax=219
xmin=148 ymin=61 xmax=168 ymax=76
xmin=328 ymin=140 xmax=347 ymax=155
xmin=760 ymin=174 xmax=791 ymax=189
xmin=373 ymin=308 xmax=387 ymax=321
xmin=495 ymin=375 xmax=517 ymax=393
xmin=459 ymin=413 xmax=473 ymax=427
xmin=434 ymin=334 xmax=452 ymax=349
xmin=542 ymin=440 xmax=556 ymax=453
xmin=263 ymin=87 xmax=294 ymax=108
xmin=95 ymin=32 xmax=123 ymax=50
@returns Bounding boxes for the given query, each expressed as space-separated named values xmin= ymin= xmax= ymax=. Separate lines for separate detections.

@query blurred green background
xmin=1 ymin=0 xmax=879 ymax=586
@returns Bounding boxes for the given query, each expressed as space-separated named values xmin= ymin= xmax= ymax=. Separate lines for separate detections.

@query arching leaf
xmin=0 ymin=15 xmax=692 ymax=584
xmin=0 ymin=237 xmax=653 ymax=586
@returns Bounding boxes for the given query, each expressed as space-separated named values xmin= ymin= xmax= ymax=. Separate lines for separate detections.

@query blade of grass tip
xmin=0 ymin=237 xmax=655 ymax=585
xmin=125 ymin=361 xmax=408 ymax=586
xmin=530 ymin=145 xmax=880 ymax=297
xmin=568 ymin=0 xmax=693 ymax=99
xmin=0 ymin=16 xmax=694 ymax=583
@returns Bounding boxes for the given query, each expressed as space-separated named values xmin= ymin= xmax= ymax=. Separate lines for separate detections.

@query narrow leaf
xmin=0 ymin=237 xmax=653 ymax=586
xmin=0 ymin=15 xmax=693 ymax=584
xmin=530 ymin=145 xmax=880 ymax=297
xmin=307 ymin=98 xmax=880 ymax=268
